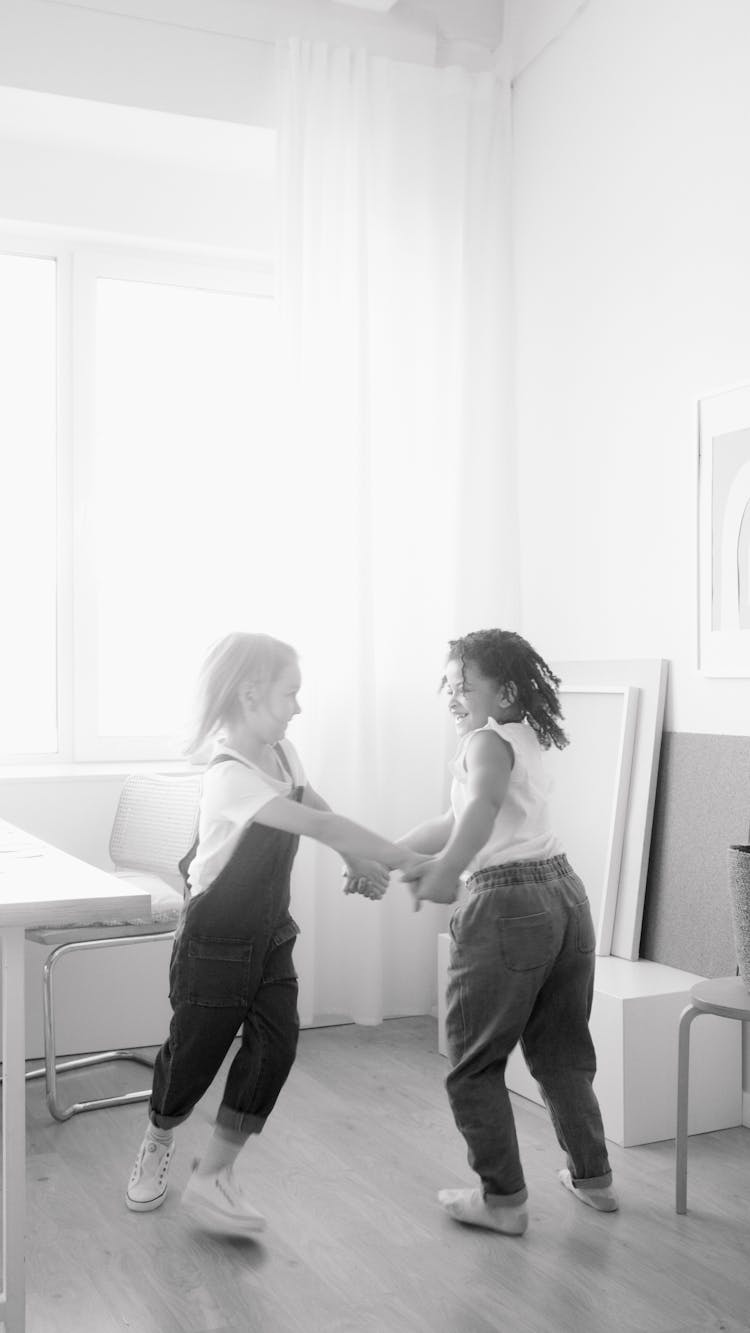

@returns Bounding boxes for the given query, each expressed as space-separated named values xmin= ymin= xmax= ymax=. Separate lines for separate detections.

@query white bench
xmin=436 ymin=935 xmax=742 ymax=1147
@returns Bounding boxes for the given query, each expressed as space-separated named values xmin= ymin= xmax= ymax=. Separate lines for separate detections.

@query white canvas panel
xmin=553 ymin=661 xmax=668 ymax=960
xmin=546 ymin=686 xmax=637 ymax=955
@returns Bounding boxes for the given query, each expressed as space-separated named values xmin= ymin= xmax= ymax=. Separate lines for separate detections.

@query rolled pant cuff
xmin=150 ymin=1109 xmax=191 ymax=1130
xmin=484 ymin=1186 xmax=528 ymax=1208
xmin=217 ymin=1104 xmax=266 ymax=1136
xmin=572 ymin=1170 xmax=613 ymax=1190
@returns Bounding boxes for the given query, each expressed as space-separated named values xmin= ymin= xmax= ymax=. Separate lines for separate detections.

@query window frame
xmin=0 ymin=227 xmax=273 ymax=765
xmin=0 ymin=232 xmax=73 ymax=766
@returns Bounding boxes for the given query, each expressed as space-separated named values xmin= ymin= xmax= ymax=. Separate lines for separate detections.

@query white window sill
xmin=0 ymin=760 xmax=201 ymax=782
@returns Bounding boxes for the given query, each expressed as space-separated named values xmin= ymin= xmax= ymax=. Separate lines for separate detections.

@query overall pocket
xmin=187 ymin=936 xmax=253 ymax=1008
xmin=270 ymin=916 xmax=300 ymax=950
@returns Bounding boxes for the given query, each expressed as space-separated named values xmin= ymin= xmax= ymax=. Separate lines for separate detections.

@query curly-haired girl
xmin=400 ymin=628 xmax=617 ymax=1234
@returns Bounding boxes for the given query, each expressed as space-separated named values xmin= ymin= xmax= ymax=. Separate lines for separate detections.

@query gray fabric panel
xmin=727 ymin=846 xmax=750 ymax=987
xmin=640 ymin=732 xmax=750 ymax=976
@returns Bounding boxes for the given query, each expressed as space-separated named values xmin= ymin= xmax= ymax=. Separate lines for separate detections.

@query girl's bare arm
xmin=397 ymin=810 xmax=455 ymax=854
xmin=254 ymin=795 xmax=421 ymax=872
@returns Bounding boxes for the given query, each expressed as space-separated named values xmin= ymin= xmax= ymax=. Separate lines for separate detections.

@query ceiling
xmin=396 ymin=0 xmax=505 ymax=48
xmin=0 ymin=0 xmax=512 ymax=163
xmin=236 ymin=0 xmax=506 ymax=52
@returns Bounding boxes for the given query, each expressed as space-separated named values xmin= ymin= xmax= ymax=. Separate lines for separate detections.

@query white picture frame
xmin=546 ymin=686 xmax=638 ymax=956
xmin=698 ymin=383 xmax=750 ymax=676
xmin=553 ymin=660 xmax=668 ymax=961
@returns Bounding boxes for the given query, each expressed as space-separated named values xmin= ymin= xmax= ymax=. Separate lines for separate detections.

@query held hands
xmin=400 ymin=855 xmax=460 ymax=913
xmin=341 ymin=850 xmax=449 ymax=906
xmin=342 ymin=857 xmax=390 ymax=901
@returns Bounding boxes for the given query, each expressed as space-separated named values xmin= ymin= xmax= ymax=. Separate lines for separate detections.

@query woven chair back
xmin=109 ymin=773 xmax=202 ymax=879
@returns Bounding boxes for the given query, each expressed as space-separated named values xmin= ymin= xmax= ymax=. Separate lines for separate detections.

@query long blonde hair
xmin=186 ymin=632 xmax=298 ymax=756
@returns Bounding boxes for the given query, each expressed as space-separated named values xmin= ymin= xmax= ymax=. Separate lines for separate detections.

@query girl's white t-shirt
xmin=188 ymin=739 xmax=307 ymax=896
xmin=450 ymin=718 xmax=562 ymax=877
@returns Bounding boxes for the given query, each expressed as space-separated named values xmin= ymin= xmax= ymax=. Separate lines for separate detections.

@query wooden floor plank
xmin=14 ymin=1016 xmax=750 ymax=1333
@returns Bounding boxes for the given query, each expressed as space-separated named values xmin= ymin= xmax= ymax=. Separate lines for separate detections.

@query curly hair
xmin=444 ymin=629 xmax=568 ymax=750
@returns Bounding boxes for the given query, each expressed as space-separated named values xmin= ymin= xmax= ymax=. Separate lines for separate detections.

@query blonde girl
xmin=126 ymin=632 xmax=422 ymax=1235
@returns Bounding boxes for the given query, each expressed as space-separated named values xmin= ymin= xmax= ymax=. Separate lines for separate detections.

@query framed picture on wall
xmin=698 ymin=382 xmax=750 ymax=676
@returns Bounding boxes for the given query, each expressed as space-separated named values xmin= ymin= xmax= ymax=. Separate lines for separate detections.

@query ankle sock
xmin=147 ymin=1123 xmax=174 ymax=1147
xmin=558 ymin=1168 xmax=619 ymax=1212
xmin=195 ymin=1124 xmax=248 ymax=1178
xmin=438 ymin=1188 xmax=528 ymax=1236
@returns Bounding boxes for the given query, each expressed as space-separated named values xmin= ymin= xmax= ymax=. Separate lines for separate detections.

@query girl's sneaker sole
xmin=126 ymin=1191 xmax=168 ymax=1213
xmin=182 ymin=1193 xmax=266 ymax=1235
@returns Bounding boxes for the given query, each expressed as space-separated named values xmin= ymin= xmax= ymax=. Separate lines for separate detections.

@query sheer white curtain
xmin=275 ymin=40 xmax=518 ymax=1026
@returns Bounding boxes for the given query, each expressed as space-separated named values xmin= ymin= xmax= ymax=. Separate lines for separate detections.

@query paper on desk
xmin=0 ymin=829 xmax=46 ymax=867
xmin=0 ymin=830 xmax=44 ymax=854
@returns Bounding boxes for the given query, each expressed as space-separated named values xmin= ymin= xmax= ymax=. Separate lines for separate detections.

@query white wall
xmin=0 ymin=85 xmax=275 ymax=252
xmin=511 ymin=0 xmax=750 ymax=1106
xmin=512 ymin=0 xmax=750 ymax=737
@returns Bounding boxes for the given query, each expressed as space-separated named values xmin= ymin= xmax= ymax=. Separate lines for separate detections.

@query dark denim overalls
xmin=150 ymin=750 xmax=302 ymax=1137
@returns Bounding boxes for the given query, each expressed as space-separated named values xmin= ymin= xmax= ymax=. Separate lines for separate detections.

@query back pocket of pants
xmin=187 ymin=936 xmax=252 ymax=1008
xmin=499 ymin=912 xmax=554 ymax=972
xmin=573 ymin=899 xmax=596 ymax=955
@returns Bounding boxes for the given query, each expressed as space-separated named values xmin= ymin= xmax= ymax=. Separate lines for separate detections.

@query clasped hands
xmin=342 ymin=851 xmax=459 ymax=912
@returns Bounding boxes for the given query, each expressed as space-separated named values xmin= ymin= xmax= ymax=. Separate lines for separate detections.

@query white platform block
xmin=436 ymin=935 xmax=742 ymax=1147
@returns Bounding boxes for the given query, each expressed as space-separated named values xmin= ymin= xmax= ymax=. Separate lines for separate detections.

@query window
xmin=0 ymin=251 xmax=58 ymax=757
xmin=0 ymin=241 xmax=281 ymax=762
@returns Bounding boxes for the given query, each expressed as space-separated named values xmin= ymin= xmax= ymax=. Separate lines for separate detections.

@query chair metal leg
xmin=25 ymin=1049 xmax=157 ymax=1122
xmin=675 ymin=1002 xmax=700 ymax=1214
xmin=31 ymin=931 xmax=174 ymax=1122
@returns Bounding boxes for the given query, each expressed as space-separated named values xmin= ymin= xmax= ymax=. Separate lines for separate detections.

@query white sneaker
xmin=182 ymin=1163 xmax=266 ymax=1236
xmin=126 ymin=1131 xmax=174 ymax=1212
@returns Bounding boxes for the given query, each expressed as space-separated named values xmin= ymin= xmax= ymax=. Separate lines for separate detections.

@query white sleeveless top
xmin=450 ymin=718 xmax=562 ymax=877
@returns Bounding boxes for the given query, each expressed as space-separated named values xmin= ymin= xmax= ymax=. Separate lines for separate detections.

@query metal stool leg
xmin=675 ymin=1002 xmax=700 ymax=1214
xmin=26 ymin=931 xmax=173 ymax=1122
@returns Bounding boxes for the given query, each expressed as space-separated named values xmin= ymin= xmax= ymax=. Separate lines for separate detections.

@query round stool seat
xmin=689 ymin=976 xmax=750 ymax=1020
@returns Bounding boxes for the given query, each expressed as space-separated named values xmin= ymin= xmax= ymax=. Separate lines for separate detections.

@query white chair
xmin=24 ymin=772 xmax=201 ymax=1121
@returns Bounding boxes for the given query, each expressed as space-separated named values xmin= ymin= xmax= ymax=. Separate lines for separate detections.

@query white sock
xmin=195 ymin=1124 xmax=248 ymax=1178
xmin=438 ymin=1188 xmax=528 ymax=1236
xmin=146 ymin=1122 xmax=174 ymax=1146
xmin=558 ymin=1168 xmax=619 ymax=1212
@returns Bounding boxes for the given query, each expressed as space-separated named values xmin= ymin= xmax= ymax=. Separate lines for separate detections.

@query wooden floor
xmin=16 ymin=1017 xmax=750 ymax=1333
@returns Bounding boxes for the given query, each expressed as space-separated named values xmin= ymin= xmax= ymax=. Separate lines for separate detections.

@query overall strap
xmin=209 ymin=743 xmax=293 ymax=780
xmin=273 ymin=742 xmax=295 ymax=782
xmin=178 ymin=744 xmax=299 ymax=889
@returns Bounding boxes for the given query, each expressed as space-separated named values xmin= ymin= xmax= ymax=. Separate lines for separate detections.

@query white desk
xmin=0 ymin=821 xmax=151 ymax=1333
